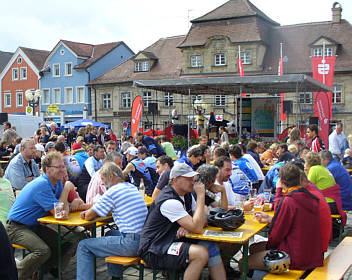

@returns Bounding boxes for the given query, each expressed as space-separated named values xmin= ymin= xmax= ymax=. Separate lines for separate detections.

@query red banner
xmin=237 ymin=58 xmax=246 ymax=97
xmin=131 ymin=96 xmax=143 ymax=137
xmin=311 ymin=56 xmax=336 ymax=147
xmin=278 ymin=57 xmax=286 ymax=121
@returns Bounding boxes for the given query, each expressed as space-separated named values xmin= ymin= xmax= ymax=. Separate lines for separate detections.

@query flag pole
xmin=238 ymin=45 xmax=242 ymax=137
xmin=322 ymin=42 xmax=326 ymax=84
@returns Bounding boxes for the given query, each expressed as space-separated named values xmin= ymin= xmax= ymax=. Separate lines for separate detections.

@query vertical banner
xmin=131 ymin=96 xmax=143 ymax=137
xmin=237 ymin=46 xmax=246 ymax=97
xmin=311 ymin=56 xmax=336 ymax=147
xmin=278 ymin=57 xmax=286 ymax=121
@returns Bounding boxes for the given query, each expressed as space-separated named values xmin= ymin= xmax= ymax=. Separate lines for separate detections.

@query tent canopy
xmin=134 ymin=74 xmax=332 ymax=95
xmin=62 ymin=118 xmax=110 ymax=129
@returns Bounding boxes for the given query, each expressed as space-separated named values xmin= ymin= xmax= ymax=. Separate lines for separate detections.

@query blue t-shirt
xmin=8 ymin=174 xmax=63 ymax=226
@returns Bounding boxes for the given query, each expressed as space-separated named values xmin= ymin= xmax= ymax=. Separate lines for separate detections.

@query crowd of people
xmin=0 ymin=120 xmax=351 ymax=280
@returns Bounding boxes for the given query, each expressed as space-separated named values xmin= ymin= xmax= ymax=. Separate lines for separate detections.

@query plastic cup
xmin=54 ymin=202 xmax=64 ymax=219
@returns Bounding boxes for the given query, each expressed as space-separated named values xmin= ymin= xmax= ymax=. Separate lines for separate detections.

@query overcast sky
xmin=1 ymin=0 xmax=351 ymax=54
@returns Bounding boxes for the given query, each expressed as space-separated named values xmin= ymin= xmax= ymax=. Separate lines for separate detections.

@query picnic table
xmin=38 ymin=211 xmax=111 ymax=280
xmin=186 ymin=211 xmax=274 ymax=280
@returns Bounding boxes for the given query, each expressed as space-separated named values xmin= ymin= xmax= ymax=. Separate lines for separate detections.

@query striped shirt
xmin=92 ymin=182 xmax=148 ymax=233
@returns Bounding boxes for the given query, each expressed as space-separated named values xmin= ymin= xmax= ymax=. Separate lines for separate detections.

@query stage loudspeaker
xmin=148 ymin=103 xmax=158 ymax=114
xmin=283 ymin=101 xmax=293 ymax=114
xmin=173 ymin=124 xmax=188 ymax=137
xmin=309 ymin=117 xmax=319 ymax=125
xmin=0 ymin=113 xmax=8 ymax=124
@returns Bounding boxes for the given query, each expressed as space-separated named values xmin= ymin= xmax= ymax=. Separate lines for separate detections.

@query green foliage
xmin=171 ymin=136 xmax=188 ymax=150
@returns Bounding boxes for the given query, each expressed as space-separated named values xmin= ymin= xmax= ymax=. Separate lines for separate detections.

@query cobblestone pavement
xmin=15 ymin=212 xmax=352 ymax=280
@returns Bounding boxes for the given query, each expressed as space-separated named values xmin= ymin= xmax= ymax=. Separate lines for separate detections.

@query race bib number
xmin=167 ymin=242 xmax=183 ymax=256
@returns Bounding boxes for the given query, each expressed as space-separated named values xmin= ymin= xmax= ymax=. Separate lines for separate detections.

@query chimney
xmin=332 ymin=2 xmax=342 ymax=23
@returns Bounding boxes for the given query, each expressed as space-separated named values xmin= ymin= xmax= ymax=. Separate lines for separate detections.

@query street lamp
xmin=25 ymin=89 xmax=42 ymax=116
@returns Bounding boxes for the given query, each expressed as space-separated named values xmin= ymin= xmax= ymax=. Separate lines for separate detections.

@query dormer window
xmin=240 ymin=51 xmax=252 ymax=64
xmin=313 ymin=47 xmax=333 ymax=57
xmin=214 ymin=54 xmax=226 ymax=66
xmin=191 ymin=55 xmax=202 ymax=67
xmin=135 ymin=61 xmax=149 ymax=72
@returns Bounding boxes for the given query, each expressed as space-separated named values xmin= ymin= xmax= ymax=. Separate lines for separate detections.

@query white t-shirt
xmin=214 ymin=180 xmax=243 ymax=207
xmin=243 ymin=153 xmax=264 ymax=180
xmin=160 ymin=195 xmax=196 ymax=223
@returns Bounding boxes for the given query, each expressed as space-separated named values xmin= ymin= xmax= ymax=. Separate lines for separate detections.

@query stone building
xmin=88 ymin=0 xmax=352 ymax=137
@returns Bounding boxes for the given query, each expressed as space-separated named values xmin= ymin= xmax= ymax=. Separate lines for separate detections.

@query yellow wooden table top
xmin=305 ymin=236 xmax=352 ymax=280
xmin=38 ymin=211 xmax=111 ymax=227
xmin=144 ymin=195 xmax=153 ymax=207
xmin=261 ymin=166 xmax=272 ymax=171
xmin=186 ymin=213 xmax=272 ymax=244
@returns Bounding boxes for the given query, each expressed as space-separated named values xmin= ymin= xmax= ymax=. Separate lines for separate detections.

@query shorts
xmin=142 ymin=240 xmax=222 ymax=270
xmin=143 ymin=242 xmax=191 ymax=270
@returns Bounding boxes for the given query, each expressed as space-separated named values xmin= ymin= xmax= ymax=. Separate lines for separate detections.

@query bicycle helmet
xmin=213 ymin=209 xmax=245 ymax=231
xmin=263 ymin=250 xmax=290 ymax=274
xmin=207 ymin=207 xmax=227 ymax=227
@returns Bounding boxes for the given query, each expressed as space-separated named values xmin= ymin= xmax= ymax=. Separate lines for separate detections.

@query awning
xmin=134 ymin=74 xmax=332 ymax=95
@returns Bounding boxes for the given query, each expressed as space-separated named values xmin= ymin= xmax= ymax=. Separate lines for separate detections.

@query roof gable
xmin=88 ymin=35 xmax=186 ymax=85
xmin=309 ymin=36 xmax=340 ymax=47
xmin=0 ymin=47 xmax=49 ymax=79
xmin=192 ymin=0 xmax=279 ymax=26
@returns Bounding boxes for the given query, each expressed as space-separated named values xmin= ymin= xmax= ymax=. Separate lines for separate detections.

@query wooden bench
xmin=306 ymin=236 xmax=352 ymax=280
xmin=105 ymin=256 xmax=144 ymax=280
xmin=263 ymin=270 xmax=305 ymax=280
xmin=12 ymin=244 xmax=43 ymax=280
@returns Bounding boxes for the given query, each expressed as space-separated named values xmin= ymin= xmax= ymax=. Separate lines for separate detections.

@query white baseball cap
xmin=124 ymin=146 xmax=138 ymax=156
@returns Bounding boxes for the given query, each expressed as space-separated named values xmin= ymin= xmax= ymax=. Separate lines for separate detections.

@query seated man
xmin=152 ymin=155 xmax=174 ymax=200
xmin=85 ymin=151 xmax=123 ymax=204
xmin=138 ymin=163 xmax=226 ymax=280
xmin=77 ymin=162 xmax=148 ymax=280
xmin=246 ymin=163 xmax=323 ymax=277
xmin=228 ymin=144 xmax=258 ymax=184
xmin=5 ymin=152 xmax=78 ymax=280
xmin=320 ymin=150 xmax=352 ymax=211
xmin=77 ymin=145 xmax=105 ymax=201
xmin=4 ymin=138 xmax=40 ymax=193
xmin=176 ymin=145 xmax=203 ymax=171
xmin=104 ymin=140 xmax=117 ymax=154
xmin=135 ymin=132 xmax=165 ymax=157
xmin=123 ymin=146 xmax=155 ymax=196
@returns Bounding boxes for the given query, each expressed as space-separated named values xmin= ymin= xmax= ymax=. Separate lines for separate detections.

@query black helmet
xmin=213 ymin=209 xmax=245 ymax=231
xmin=263 ymin=250 xmax=290 ymax=274
xmin=207 ymin=207 xmax=227 ymax=227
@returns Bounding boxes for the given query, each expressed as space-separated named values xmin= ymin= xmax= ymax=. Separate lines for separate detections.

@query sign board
xmin=122 ymin=121 xmax=129 ymax=129
xmin=26 ymin=106 xmax=33 ymax=115
xmin=47 ymin=104 xmax=60 ymax=114
xmin=215 ymin=115 xmax=223 ymax=121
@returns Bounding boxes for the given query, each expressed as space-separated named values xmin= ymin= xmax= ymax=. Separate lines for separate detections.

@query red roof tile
xmin=20 ymin=47 xmax=50 ymax=70
xmin=88 ymin=35 xmax=186 ymax=85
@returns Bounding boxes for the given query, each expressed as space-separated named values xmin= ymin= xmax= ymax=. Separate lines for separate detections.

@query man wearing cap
xmin=138 ymin=163 xmax=226 ymax=280
xmin=34 ymin=143 xmax=45 ymax=169
xmin=122 ymin=146 xmax=155 ymax=196
xmin=45 ymin=141 xmax=56 ymax=154
xmin=5 ymin=138 xmax=40 ymax=193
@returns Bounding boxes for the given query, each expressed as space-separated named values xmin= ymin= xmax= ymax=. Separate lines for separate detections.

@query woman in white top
xmin=219 ymin=126 xmax=229 ymax=144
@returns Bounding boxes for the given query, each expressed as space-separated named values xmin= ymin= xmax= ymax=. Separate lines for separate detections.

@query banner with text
xmin=311 ymin=56 xmax=336 ymax=147
xmin=131 ymin=96 xmax=143 ymax=137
